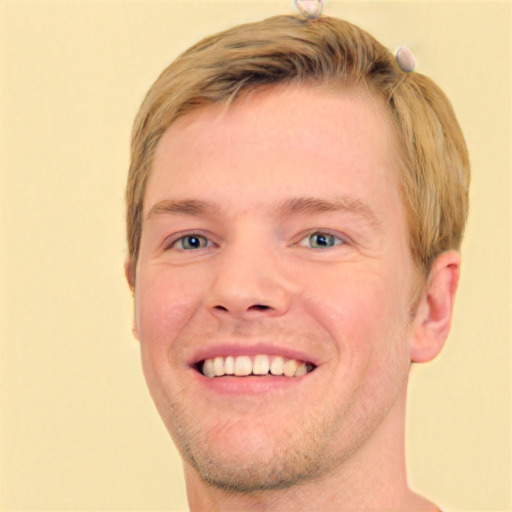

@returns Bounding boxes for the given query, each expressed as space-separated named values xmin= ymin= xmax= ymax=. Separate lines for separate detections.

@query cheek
xmin=312 ymin=265 xmax=406 ymax=325
xmin=300 ymin=264 xmax=411 ymax=364
xmin=135 ymin=267 xmax=205 ymax=350
xmin=134 ymin=268 xmax=209 ymax=409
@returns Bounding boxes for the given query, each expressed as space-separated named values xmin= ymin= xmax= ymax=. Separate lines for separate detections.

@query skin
xmin=126 ymin=85 xmax=460 ymax=511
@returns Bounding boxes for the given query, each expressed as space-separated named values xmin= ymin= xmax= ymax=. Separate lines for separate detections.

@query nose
xmin=205 ymin=241 xmax=292 ymax=319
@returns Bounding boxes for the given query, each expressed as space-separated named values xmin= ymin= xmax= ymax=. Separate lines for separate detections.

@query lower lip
xmin=193 ymin=371 xmax=314 ymax=395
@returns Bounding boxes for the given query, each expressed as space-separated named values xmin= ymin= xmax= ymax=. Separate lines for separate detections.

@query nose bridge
xmin=205 ymin=227 xmax=291 ymax=317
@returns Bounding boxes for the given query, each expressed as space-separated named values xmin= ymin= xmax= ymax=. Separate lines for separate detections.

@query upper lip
xmin=188 ymin=342 xmax=321 ymax=368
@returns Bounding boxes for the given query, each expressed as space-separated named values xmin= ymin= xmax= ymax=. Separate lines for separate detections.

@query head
xmin=124 ymin=14 xmax=469 ymax=499
xmin=126 ymin=14 xmax=469 ymax=285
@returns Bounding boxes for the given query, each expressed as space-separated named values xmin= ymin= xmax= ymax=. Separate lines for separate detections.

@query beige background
xmin=0 ymin=0 xmax=510 ymax=510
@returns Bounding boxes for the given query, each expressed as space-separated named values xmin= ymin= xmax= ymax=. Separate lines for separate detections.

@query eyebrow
xmin=274 ymin=196 xmax=382 ymax=230
xmin=145 ymin=199 xmax=220 ymax=221
xmin=145 ymin=195 xmax=381 ymax=230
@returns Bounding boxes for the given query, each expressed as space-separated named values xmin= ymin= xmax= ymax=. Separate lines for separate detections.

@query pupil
xmin=186 ymin=236 xmax=201 ymax=248
xmin=312 ymin=233 xmax=333 ymax=247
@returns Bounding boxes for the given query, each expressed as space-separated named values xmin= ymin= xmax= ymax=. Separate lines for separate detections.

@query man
xmin=124 ymin=14 xmax=469 ymax=511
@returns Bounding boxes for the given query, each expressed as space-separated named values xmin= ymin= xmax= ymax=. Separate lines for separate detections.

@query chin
xmin=185 ymin=439 xmax=326 ymax=494
xmin=167 ymin=412 xmax=334 ymax=494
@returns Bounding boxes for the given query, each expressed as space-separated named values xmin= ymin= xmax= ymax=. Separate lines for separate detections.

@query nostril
xmin=249 ymin=304 xmax=271 ymax=311
xmin=210 ymin=304 xmax=272 ymax=314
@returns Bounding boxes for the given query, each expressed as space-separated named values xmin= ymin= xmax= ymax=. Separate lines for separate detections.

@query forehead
xmin=145 ymin=85 xmax=400 ymax=215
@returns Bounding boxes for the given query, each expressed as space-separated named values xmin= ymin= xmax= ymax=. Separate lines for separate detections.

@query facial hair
xmin=143 ymin=322 xmax=411 ymax=495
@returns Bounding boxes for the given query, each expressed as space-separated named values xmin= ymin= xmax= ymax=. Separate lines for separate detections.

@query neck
xmin=184 ymin=383 xmax=437 ymax=511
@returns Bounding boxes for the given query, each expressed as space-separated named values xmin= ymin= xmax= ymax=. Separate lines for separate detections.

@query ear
xmin=124 ymin=259 xmax=135 ymax=292
xmin=410 ymin=251 xmax=461 ymax=363
xmin=124 ymin=259 xmax=139 ymax=340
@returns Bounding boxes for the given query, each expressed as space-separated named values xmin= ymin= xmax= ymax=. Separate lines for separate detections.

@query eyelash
xmin=166 ymin=230 xmax=345 ymax=252
xmin=297 ymin=231 xmax=345 ymax=249
xmin=166 ymin=233 xmax=215 ymax=251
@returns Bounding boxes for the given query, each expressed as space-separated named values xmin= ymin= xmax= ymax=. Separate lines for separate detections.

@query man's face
xmin=132 ymin=86 xmax=418 ymax=491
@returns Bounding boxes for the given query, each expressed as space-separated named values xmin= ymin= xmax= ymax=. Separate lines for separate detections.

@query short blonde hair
xmin=126 ymin=15 xmax=469 ymax=279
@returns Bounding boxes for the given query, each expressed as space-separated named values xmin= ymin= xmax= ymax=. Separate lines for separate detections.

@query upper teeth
xmin=201 ymin=355 xmax=311 ymax=378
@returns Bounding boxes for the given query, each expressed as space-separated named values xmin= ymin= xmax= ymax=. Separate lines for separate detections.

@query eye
xmin=172 ymin=234 xmax=211 ymax=251
xmin=299 ymin=231 xmax=343 ymax=249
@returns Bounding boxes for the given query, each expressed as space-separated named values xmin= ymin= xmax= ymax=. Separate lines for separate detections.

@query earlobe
xmin=124 ymin=259 xmax=139 ymax=341
xmin=124 ymin=259 xmax=135 ymax=292
xmin=410 ymin=251 xmax=461 ymax=363
xmin=131 ymin=322 xmax=139 ymax=341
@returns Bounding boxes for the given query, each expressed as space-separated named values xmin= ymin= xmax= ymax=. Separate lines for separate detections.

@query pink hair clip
xmin=395 ymin=46 xmax=416 ymax=73
xmin=295 ymin=0 xmax=324 ymax=19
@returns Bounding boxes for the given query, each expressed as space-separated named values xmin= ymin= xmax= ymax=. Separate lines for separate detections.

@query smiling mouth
xmin=196 ymin=354 xmax=316 ymax=378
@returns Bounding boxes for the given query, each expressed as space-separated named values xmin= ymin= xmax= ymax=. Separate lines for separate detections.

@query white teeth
xmin=234 ymin=355 xmax=252 ymax=376
xmin=270 ymin=356 xmax=284 ymax=375
xmin=200 ymin=354 xmax=314 ymax=378
xmin=224 ymin=355 xmax=235 ymax=375
xmin=203 ymin=358 xmax=216 ymax=378
xmin=253 ymin=354 xmax=270 ymax=375
xmin=283 ymin=359 xmax=298 ymax=377
xmin=295 ymin=363 xmax=307 ymax=377
xmin=213 ymin=356 xmax=225 ymax=377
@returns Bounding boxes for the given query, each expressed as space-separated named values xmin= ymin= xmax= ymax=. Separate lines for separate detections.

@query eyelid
xmin=296 ymin=229 xmax=348 ymax=248
xmin=162 ymin=228 xmax=349 ymax=251
xmin=164 ymin=230 xmax=217 ymax=251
